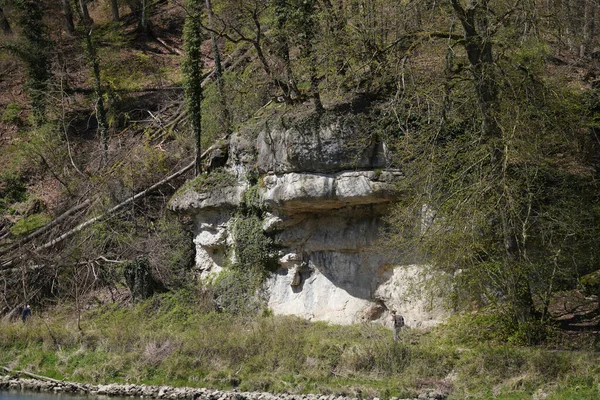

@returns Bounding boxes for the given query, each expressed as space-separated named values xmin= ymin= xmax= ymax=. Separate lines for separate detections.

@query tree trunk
xmin=205 ymin=0 xmax=230 ymax=134
xmin=83 ymin=28 xmax=109 ymax=165
xmin=61 ymin=0 xmax=75 ymax=35
xmin=580 ymin=0 xmax=593 ymax=57
xmin=79 ymin=0 xmax=92 ymax=25
xmin=183 ymin=0 xmax=203 ymax=176
xmin=273 ymin=0 xmax=299 ymax=100
xmin=110 ymin=0 xmax=120 ymax=22
xmin=0 ymin=7 xmax=12 ymax=35
xmin=450 ymin=0 xmax=535 ymax=322
xmin=138 ymin=0 xmax=151 ymax=36
xmin=125 ymin=0 xmax=149 ymax=35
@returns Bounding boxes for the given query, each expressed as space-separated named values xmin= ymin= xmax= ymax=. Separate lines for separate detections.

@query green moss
xmin=9 ymin=213 xmax=51 ymax=236
xmin=172 ymin=169 xmax=237 ymax=201
xmin=580 ymin=270 xmax=600 ymax=295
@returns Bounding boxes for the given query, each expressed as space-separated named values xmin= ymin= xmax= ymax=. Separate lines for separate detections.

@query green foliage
xmin=201 ymin=82 xmax=226 ymax=144
xmin=209 ymin=183 xmax=275 ymax=314
xmin=231 ymin=215 xmax=273 ymax=272
xmin=14 ymin=122 xmax=69 ymax=183
xmin=211 ymin=268 xmax=264 ymax=314
xmin=0 ymin=174 xmax=27 ymax=213
xmin=110 ymin=135 xmax=169 ymax=191
xmin=230 ymin=184 xmax=276 ymax=273
xmin=580 ymin=269 xmax=600 ymax=296
xmin=442 ymin=311 xmax=556 ymax=347
xmin=384 ymin=16 xmax=600 ymax=325
xmin=223 ymin=66 xmax=271 ymax=127
xmin=94 ymin=21 xmax=131 ymax=48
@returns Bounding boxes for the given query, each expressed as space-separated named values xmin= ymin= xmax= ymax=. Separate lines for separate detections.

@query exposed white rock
xmin=266 ymin=265 xmax=378 ymax=325
xmin=375 ymin=265 xmax=451 ymax=328
xmin=256 ymin=120 xmax=388 ymax=174
xmin=192 ymin=210 xmax=233 ymax=278
xmin=261 ymin=171 xmax=400 ymax=213
xmin=170 ymin=115 xmax=449 ymax=327
xmin=169 ymin=182 xmax=248 ymax=212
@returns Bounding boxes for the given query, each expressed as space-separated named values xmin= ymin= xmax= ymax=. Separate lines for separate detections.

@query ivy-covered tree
xmin=182 ymin=0 xmax=204 ymax=175
xmin=205 ymin=0 xmax=230 ymax=135
xmin=83 ymin=27 xmax=109 ymax=166
xmin=13 ymin=0 xmax=51 ymax=125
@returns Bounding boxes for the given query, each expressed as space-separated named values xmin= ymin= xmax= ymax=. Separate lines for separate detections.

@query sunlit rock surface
xmin=170 ymin=114 xmax=449 ymax=327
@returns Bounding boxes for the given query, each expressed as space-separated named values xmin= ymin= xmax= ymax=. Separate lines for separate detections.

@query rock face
xmin=170 ymin=113 xmax=448 ymax=328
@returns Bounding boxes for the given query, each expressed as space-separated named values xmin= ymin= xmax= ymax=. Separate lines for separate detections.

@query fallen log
xmin=1 ymin=366 xmax=87 ymax=392
xmin=0 ymin=198 xmax=96 ymax=257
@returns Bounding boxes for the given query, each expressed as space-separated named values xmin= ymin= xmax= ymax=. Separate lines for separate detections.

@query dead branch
xmin=1 ymin=366 xmax=87 ymax=392
xmin=0 ymin=198 xmax=96 ymax=257
xmin=1 ymin=141 xmax=227 ymax=271
xmin=154 ymin=36 xmax=184 ymax=56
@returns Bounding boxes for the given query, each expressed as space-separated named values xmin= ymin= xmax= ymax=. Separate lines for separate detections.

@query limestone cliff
xmin=170 ymin=113 xmax=448 ymax=328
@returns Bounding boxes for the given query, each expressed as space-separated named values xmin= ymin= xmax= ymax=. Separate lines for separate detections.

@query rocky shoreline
xmin=0 ymin=376 xmax=447 ymax=400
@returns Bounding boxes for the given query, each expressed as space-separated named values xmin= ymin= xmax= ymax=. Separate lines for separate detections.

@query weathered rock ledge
xmin=0 ymin=376 xmax=448 ymax=400
xmin=170 ymin=113 xmax=450 ymax=327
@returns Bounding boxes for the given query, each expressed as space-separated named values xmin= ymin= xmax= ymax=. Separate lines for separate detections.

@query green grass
xmin=1 ymin=291 xmax=600 ymax=399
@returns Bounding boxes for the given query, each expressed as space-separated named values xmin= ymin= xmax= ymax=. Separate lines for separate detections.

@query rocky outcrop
xmin=170 ymin=113 xmax=449 ymax=327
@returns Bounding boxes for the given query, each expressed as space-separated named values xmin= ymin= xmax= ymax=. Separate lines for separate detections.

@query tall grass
xmin=1 ymin=290 xmax=600 ymax=399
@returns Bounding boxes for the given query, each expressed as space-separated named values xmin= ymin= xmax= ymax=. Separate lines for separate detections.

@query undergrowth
xmin=1 ymin=291 xmax=599 ymax=400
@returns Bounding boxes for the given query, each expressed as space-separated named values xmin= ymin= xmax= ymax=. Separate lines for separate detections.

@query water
xmin=0 ymin=391 xmax=125 ymax=400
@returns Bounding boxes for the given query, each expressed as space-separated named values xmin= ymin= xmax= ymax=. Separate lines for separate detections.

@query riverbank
xmin=0 ymin=376 xmax=447 ymax=400
xmin=2 ymin=292 xmax=600 ymax=400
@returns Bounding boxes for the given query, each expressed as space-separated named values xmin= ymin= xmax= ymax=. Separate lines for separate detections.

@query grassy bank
xmin=1 ymin=290 xmax=599 ymax=400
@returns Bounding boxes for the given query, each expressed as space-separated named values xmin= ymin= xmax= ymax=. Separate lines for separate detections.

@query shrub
xmin=146 ymin=216 xmax=195 ymax=290
xmin=0 ymin=174 xmax=27 ymax=213
xmin=211 ymin=268 xmax=265 ymax=314
xmin=124 ymin=258 xmax=161 ymax=301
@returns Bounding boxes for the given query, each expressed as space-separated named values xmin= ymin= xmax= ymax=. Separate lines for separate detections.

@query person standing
xmin=391 ymin=310 xmax=404 ymax=341
xmin=21 ymin=304 xmax=32 ymax=323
